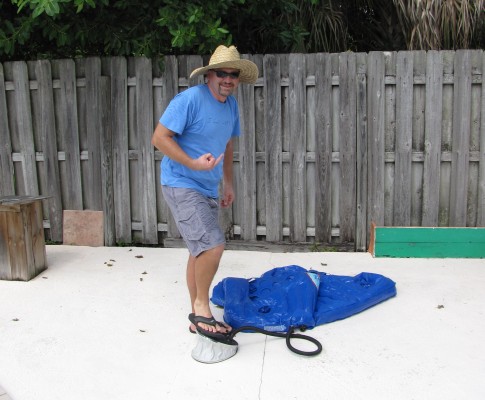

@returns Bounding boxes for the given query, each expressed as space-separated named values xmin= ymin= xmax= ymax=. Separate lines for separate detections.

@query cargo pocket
xmin=177 ymin=207 xmax=205 ymax=241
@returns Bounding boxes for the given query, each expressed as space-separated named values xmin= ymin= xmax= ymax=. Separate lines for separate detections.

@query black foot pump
xmin=191 ymin=323 xmax=323 ymax=363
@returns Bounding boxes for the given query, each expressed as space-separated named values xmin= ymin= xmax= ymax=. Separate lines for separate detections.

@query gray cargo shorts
xmin=161 ymin=186 xmax=225 ymax=257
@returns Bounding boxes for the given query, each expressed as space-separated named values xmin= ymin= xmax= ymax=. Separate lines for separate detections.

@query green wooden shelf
xmin=368 ymin=224 xmax=485 ymax=258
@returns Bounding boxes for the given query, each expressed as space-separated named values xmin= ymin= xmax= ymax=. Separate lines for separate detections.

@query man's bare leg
xmin=188 ymin=244 xmax=230 ymax=333
xmin=187 ymin=255 xmax=197 ymax=310
xmin=187 ymin=255 xmax=197 ymax=332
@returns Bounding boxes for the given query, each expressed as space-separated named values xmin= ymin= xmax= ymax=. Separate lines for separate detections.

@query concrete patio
xmin=1 ymin=245 xmax=484 ymax=400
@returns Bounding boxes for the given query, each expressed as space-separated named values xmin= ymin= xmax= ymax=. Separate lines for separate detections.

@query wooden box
xmin=0 ymin=196 xmax=47 ymax=281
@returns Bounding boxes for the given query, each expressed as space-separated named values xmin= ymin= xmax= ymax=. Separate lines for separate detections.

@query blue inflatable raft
xmin=211 ymin=265 xmax=397 ymax=332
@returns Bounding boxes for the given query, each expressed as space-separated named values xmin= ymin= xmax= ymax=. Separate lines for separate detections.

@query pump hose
xmin=227 ymin=325 xmax=322 ymax=357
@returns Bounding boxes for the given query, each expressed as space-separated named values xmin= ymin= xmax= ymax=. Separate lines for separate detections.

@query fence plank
xmin=135 ymin=57 xmax=158 ymax=244
xmin=187 ymin=55 xmax=204 ymax=87
xmin=383 ymin=52 xmax=396 ymax=226
xmin=100 ymin=76 xmax=115 ymax=245
xmin=238 ymin=66 xmax=257 ymax=240
xmin=314 ymin=53 xmax=333 ymax=243
xmin=467 ymin=51 xmax=482 ymax=226
xmin=85 ymin=57 xmax=103 ymax=210
xmin=355 ymin=53 xmax=368 ymax=250
xmin=0 ymin=63 xmax=15 ymax=196
xmin=411 ymin=51 xmax=426 ymax=226
xmin=12 ymin=61 xmax=39 ymax=195
xmin=54 ymin=59 xmax=83 ymax=210
xmin=288 ymin=54 xmax=307 ymax=242
xmin=109 ymin=57 xmax=132 ymax=243
xmin=264 ymin=54 xmax=283 ymax=241
xmin=393 ymin=51 xmax=414 ymax=226
xmin=367 ymin=52 xmax=386 ymax=229
xmin=383 ymin=53 xmax=395 ymax=226
xmin=280 ymin=54 xmax=291 ymax=231
xmin=306 ymin=54 xmax=316 ymax=232
xmin=35 ymin=60 xmax=63 ymax=241
xmin=422 ymin=51 xmax=443 ymax=226
xmin=439 ymin=51 xmax=455 ymax=226
xmin=252 ymin=54 xmax=265 ymax=239
xmin=450 ymin=50 xmax=472 ymax=226
xmin=479 ymin=51 xmax=485 ymax=227
xmin=159 ymin=56 xmax=180 ymax=239
xmin=338 ymin=52 xmax=357 ymax=241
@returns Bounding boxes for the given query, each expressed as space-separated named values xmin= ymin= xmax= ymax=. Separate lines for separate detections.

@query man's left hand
xmin=221 ymin=185 xmax=235 ymax=208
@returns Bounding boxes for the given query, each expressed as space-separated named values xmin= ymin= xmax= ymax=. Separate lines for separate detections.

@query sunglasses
xmin=213 ymin=70 xmax=240 ymax=79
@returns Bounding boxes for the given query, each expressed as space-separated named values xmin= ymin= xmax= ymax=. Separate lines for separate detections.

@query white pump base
xmin=191 ymin=333 xmax=238 ymax=363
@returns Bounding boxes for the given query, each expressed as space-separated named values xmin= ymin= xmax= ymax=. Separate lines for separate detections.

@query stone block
xmin=63 ymin=210 xmax=104 ymax=247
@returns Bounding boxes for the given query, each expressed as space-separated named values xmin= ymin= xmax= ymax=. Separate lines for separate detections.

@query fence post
xmin=338 ymin=52 xmax=357 ymax=242
xmin=100 ymin=76 xmax=115 ymax=246
xmin=478 ymin=51 xmax=485 ymax=227
xmin=450 ymin=50 xmax=472 ymax=226
xmin=36 ymin=60 xmax=63 ymax=242
xmin=355 ymin=53 xmax=368 ymax=251
xmin=55 ymin=59 xmax=83 ymax=210
xmin=108 ymin=57 xmax=132 ymax=244
xmin=289 ymin=54 xmax=307 ymax=242
xmin=367 ymin=52 xmax=386 ymax=231
xmin=135 ymin=57 xmax=158 ymax=244
xmin=238 ymin=63 xmax=257 ymax=240
xmin=85 ymin=57 xmax=103 ymax=210
xmin=160 ymin=56 xmax=180 ymax=240
xmin=13 ymin=61 xmax=39 ymax=195
xmin=264 ymin=54 xmax=283 ymax=242
xmin=314 ymin=53 xmax=333 ymax=244
xmin=422 ymin=51 xmax=443 ymax=226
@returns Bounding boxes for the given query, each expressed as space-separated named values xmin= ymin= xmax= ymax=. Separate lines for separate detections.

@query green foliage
xmin=1 ymin=0 xmax=483 ymax=61
xmin=155 ymin=0 xmax=242 ymax=54
xmin=2 ymin=1 xmax=167 ymax=59
xmin=11 ymin=0 xmax=102 ymax=16
xmin=392 ymin=0 xmax=484 ymax=50
xmin=225 ymin=0 xmax=346 ymax=53
xmin=340 ymin=0 xmax=407 ymax=52
xmin=1 ymin=0 xmax=243 ymax=60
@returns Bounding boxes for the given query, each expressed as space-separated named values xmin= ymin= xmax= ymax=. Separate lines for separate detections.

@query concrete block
xmin=63 ymin=210 xmax=104 ymax=247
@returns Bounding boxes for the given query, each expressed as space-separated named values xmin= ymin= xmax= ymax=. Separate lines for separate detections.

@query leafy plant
xmin=155 ymin=0 xmax=238 ymax=54
xmin=392 ymin=0 xmax=485 ymax=50
xmin=1 ymin=0 xmax=483 ymax=60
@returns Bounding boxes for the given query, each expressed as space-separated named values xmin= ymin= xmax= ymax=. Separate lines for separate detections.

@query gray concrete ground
xmin=0 ymin=384 xmax=13 ymax=400
xmin=1 ymin=245 xmax=484 ymax=400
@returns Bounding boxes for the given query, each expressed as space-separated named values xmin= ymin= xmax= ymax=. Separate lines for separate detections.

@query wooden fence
xmin=0 ymin=50 xmax=484 ymax=251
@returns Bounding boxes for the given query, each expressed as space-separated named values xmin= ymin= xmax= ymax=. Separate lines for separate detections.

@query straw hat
xmin=190 ymin=45 xmax=259 ymax=84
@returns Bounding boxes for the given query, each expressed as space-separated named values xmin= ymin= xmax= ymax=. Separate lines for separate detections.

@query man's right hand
xmin=192 ymin=153 xmax=224 ymax=171
xmin=152 ymin=123 xmax=224 ymax=171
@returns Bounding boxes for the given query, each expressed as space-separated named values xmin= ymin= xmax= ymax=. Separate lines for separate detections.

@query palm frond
xmin=393 ymin=0 xmax=484 ymax=50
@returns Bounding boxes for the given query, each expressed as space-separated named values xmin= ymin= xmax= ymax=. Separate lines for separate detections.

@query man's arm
xmin=151 ymin=123 xmax=223 ymax=171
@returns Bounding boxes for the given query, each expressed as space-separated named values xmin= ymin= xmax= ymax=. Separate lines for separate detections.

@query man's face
xmin=207 ymin=68 xmax=240 ymax=101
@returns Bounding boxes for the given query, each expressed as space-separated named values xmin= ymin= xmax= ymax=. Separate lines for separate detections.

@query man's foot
xmin=191 ymin=302 xmax=232 ymax=334
xmin=188 ymin=313 xmax=232 ymax=339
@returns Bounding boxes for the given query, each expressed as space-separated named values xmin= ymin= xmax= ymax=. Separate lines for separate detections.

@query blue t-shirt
xmin=159 ymin=84 xmax=240 ymax=198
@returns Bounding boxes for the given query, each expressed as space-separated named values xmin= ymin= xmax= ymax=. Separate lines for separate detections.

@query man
xmin=151 ymin=45 xmax=258 ymax=339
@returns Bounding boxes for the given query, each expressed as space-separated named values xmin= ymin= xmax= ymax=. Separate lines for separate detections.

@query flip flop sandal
xmin=188 ymin=313 xmax=230 ymax=340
